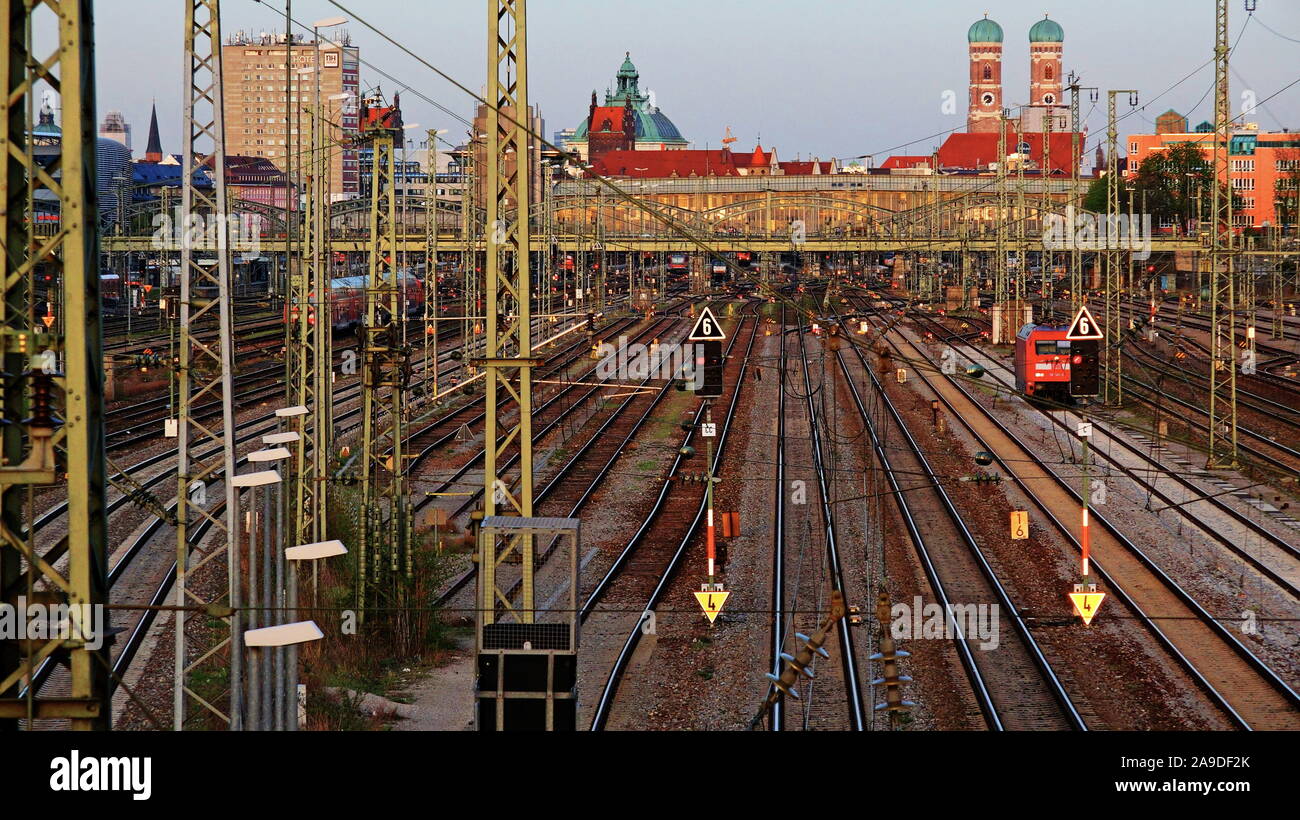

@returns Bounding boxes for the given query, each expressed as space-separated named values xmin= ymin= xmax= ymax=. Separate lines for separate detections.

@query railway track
xmin=407 ymin=312 xmax=686 ymax=524
xmin=18 ymin=309 xmax=617 ymax=725
xmin=584 ymin=307 xmax=762 ymax=730
xmin=787 ymin=315 xmax=866 ymax=730
xmin=836 ymin=329 xmax=1086 ymax=730
xmin=766 ymin=308 xmax=788 ymax=731
xmin=868 ymin=312 xmax=1300 ymax=730
xmin=907 ymin=310 xmax=1300 ymax=600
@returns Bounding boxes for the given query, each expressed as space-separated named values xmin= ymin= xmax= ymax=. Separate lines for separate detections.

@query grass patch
xmin=297 ymin=485 xmax=457 ymax=730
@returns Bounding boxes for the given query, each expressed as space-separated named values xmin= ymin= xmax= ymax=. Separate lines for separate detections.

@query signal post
xmin=688 ymin=307 xmax=729 ymax=624
xmin=1066 ymin=305 xmax=1105 ymax=625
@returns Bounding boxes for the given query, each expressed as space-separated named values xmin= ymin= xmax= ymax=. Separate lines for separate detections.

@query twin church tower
xmin=967 ymin=14 xmax=1066 ymax=134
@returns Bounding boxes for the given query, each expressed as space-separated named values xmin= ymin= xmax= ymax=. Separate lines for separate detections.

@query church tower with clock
xmin=967 ymin=15 xmax=1004 ymax=133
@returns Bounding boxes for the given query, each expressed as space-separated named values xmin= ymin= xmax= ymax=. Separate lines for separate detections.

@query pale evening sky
xmin=87 ymin=0 xmax=1300 ymax=166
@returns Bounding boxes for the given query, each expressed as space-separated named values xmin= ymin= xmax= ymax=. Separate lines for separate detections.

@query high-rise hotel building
xmin=222 ymin=30 xmax=360 ymax=200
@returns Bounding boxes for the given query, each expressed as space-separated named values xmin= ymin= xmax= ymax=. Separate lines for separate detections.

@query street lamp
xmin=283 ymin=538 xmax=346 ymax=730
xmin=244 ymin=620 xmax=325 ymax=731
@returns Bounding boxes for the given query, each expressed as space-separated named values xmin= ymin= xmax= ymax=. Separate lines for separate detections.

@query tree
xmin=1081 ymin=142 xmax=1230 ymax=229
xmin=1274 ymin=148 xmax=1300 ymax=233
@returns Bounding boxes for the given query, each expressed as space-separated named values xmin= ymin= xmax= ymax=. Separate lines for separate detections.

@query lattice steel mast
xmin=0 ymin=0 xmax=109 ymax=730
xmin=356 ymin=94 xmax=410 ymax=612
xmin=1104 ymin=90 xmax=1136 ymax=405
xmin=1040 ymin=108 xmax=1053 ymax=321
xmin=479 ymin=0 xmax=536 ymax=625
xmin=312 ymin=105 xmax=333 ymax=541
xmin=425 ymin=128 xmax=440 ymax=400
xmin=1066 ymin=75 xmax=1097 ymax=317
xmin=291 ymin=108 xmax=320 ymax=547
xmin=174 ymin=0 xmax=241 ymax=730
xmin=1207 ymin=0 xmax=1238 ymax=468
xmin=994 ymin=114 xmax=1009 ymax=341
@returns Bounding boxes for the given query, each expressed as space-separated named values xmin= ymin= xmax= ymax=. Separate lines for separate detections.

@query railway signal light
xmin=692 ymin=340 xmax=724 ymax=398
xmin=1069 ymin=339 xmax=1100 ymax=397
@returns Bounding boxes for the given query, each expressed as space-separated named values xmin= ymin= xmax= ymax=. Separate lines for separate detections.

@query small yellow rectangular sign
xmin=1010 ymin=510 xmax=1029 ymax=540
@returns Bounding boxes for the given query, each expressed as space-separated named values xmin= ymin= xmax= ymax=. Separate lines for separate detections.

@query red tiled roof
xmin=589 ymin=106 xmax=629 ymax=134
xmin=938 ymin=128 xmax=1080 ymax=174
xmin=778 ymin=160 xmax=833 ymax=175
xmin=733 ymin=144 xmax=769 ymax=168
xmin=880 ymin=155 xmax=932 ymax=170
xmin=590 ymin=149 xmax=739 ymax=178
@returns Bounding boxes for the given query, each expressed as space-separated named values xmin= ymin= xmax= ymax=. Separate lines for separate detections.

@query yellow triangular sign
xmin=694 ymin=590 xmax=730 ymax=624
xmin=1068 ymin=591 xmax=1106 ymax=626
xmin=41 ymin=314 xmax=54 ymax=328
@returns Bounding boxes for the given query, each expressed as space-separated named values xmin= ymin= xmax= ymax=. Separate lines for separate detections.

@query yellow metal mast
xmin=0 ymin=0 xmax=109 ymax=730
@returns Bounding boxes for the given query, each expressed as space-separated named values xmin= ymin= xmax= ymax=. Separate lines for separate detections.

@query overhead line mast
xmin=355 ymin=91 xmax=411 ymax=612
xmin=0 ymin=0 xmax=109 ymax=730
xmin=174 ymin=0 xmax=241 ymax=730
xmin=1207 ymin=0 xmax=1238 ymax=468
xmin=478 ymin=0 xmax=536 ymax=630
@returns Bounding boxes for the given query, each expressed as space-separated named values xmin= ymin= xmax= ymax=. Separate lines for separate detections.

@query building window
xmin=1044 ymin=65 xmax=1054 ymax=81
xmin=1130 ymin=141 xmax=1138 ymax=154
xmin=982 ymin=65 xmax=992 ymax=81
xmin=1231 ymin=177 xmax=1255 ymax=190
xmin=1230 ymin=159 xmax=1255 ymax=172
xmin=1276 ymin=159 xmax=1299 ymax=172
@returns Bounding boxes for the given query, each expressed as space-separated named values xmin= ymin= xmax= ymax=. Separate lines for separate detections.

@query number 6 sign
xmin=1066 ymin=305 xmax=1103 ymax=341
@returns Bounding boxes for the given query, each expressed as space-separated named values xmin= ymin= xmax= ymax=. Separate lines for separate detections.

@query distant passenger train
xmin=1014 ymin=323 xmax=1072 ymax=403
xmin=284 ymin=272 xmax=424 ymax=333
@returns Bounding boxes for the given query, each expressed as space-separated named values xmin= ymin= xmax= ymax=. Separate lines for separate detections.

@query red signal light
xmin=1071 ymin=355 xmax=1083 ymax=365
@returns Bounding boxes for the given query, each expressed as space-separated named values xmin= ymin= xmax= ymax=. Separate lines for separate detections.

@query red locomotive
xmin=1014 ymin=323 xmax=1072 ymax=403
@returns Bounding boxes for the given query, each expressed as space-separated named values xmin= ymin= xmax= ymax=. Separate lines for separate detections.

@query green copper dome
xmin=1029 ymin=16 xmax=1064 ymax=43
xmin=968 ymin=16 xmax=1003 ymax=43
